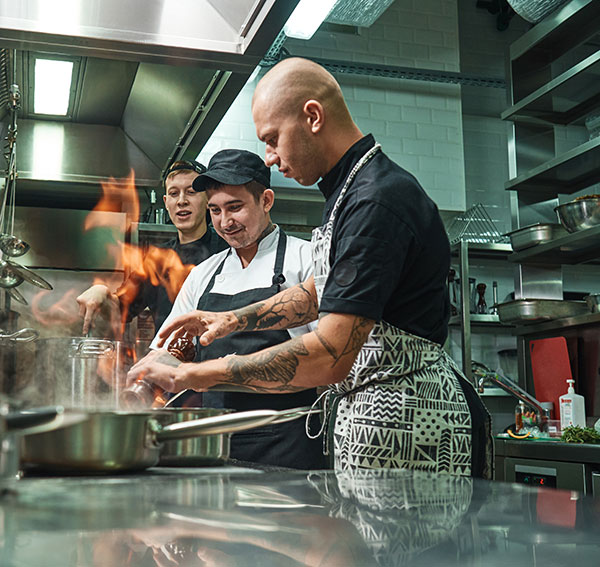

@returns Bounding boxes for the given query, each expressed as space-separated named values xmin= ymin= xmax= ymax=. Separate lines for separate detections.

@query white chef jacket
xmin=151 ymin=226 xmax=316 ymax=349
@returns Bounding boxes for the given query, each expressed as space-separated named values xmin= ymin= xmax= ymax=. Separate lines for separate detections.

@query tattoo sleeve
xmin=233 ymin=283 xmax=317 ymax=332
xmin=209 ymin=336 xmax=310 ymax=393
xmin=315 ymin=315 xmax=371 ymax=368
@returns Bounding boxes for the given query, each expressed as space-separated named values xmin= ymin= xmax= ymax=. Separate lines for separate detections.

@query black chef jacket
xmin=317 ymin=134 xmax=450 ymax=345
xmin=121 ymin=227 xmax=227 ymax=331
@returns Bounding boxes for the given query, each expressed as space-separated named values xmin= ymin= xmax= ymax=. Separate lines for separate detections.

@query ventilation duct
xmin=326 ymin=0 xmax=395 ymax=27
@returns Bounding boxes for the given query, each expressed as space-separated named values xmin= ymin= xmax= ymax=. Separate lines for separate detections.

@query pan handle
xmin=4 ymin=406 xmax=88 ymax=436
xmin=154 ymin=406 xmax=318 ymax=442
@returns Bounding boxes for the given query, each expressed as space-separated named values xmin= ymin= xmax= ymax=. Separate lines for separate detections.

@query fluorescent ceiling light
xmin=283 ymin=0 xmax=337 ymax=40
xmin=34 ymin=59 xmax=74 ymax=115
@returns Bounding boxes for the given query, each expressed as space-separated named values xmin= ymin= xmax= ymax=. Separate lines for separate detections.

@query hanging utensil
xmin=0 ymin=327 xmax=38 ymax=343
xmin=4 ymin=259 xmax=52 ymax=290
xmin=0 ymin=233 xmax=29 ymax=257
xmin=6 ymin=286 xmax=27 ymax=305
xmin=0 ymin=260 xmax=23 ymax=288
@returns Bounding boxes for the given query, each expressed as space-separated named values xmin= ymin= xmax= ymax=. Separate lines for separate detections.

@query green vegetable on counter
xmin=560 ymin=426 xmax=600 ymax=444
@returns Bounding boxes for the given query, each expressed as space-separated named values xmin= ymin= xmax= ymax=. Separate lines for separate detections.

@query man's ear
xmin=304 ymin=100 xmax=324 ymax=133
xmin=263 ymin=188 xmax=275 ymax=212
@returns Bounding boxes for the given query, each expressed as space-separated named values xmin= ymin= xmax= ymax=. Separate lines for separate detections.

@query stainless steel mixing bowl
xmin=554 ymin=198 xmax=600 ymax=233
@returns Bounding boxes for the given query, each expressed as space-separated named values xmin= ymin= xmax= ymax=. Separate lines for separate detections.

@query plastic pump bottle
xmin=559 ymin=379 xmax=586 ymax=429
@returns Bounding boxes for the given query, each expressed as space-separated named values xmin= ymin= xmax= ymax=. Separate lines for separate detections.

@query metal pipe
xmin=475 ymin=365 xmax=548 ymax=425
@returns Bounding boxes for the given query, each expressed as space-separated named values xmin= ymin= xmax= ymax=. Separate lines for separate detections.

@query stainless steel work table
xmin=1 ymin=466 xmax=600 ymax=566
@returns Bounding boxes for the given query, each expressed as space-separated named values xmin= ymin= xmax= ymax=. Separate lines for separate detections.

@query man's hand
xmin=126 ymin=349 xmax=182 ymax=388
xmin=76 ymin=284 xmax=118 ymax=335
xmin=157 ymin=310 xmax=236 ymax=349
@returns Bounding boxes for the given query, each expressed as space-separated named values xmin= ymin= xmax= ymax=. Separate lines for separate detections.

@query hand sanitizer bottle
xmin=559 ymin=379 xmax=586 ymax=429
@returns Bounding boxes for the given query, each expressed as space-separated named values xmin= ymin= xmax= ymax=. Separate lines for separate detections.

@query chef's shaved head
xmin=252 ymin=57 xmax=363 ymax=186
xmin=252 ymin=58 xmax=352 ymax=125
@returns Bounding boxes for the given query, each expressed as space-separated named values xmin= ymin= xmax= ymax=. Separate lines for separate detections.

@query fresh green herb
xmin=560 ymin=426 xmax=600 ymax=444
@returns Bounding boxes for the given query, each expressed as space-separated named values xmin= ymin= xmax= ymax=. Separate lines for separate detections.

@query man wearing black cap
xmin=76 ymin=160 xmax=227 ymax=335
xmin=130 ymin=149 xmax=324 ymax=469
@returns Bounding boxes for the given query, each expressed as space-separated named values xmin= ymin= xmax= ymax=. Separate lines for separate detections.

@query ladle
xmin=6 ymin=286 xmax=27 ymax=305
xmin=0 ymin=260 xmax=23 ymax=288
xmin=0 ymin=233 xmax=29 ymax=257
xmin=4 ymin=259 xmax=52 ymax=290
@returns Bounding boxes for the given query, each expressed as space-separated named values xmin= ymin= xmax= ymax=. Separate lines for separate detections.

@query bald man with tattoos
xmin=129 ymin=58 xmax=492 ymax=476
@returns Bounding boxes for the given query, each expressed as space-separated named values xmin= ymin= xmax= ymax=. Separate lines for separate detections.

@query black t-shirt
xmin=122 ymin=227 xmax=227 ymax=331
xmin=317 ymin=134 xmax=451 ymax=345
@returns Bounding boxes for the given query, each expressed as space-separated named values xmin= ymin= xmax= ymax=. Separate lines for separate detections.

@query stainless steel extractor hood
xmin=0 ymin=0 xmax=298 ymax=208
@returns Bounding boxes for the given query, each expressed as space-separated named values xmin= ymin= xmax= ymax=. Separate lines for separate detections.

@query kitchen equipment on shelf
xmin=505 ymin=223 xmax=566 ymax=251
xmin=554 ymin=196 xmax=600 ymax=233
xmin=584 ymin=293 xmax=600 ymax=313
xmin=469 ymin=277 xmax=477 ymax=314
xmin=529 ymin=337 xmax=572 ymax=417
xmin=447 ymin=268 xmax=459 ymax=315
xmin=446 ymin=203 xmax=508 ymax=245
xmin=496 ymin=299 xmax=588 ymax=324
xmin=21 ymin=406 xmax=318 ymax=473
xmin=476 ymin=283 xmax=487 ymax=314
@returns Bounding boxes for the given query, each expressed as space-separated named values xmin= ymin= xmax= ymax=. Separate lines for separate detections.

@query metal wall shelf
xmin=449 ymin=314 xmax=508 ymax=327
xmin=513 ymin=310 xmax=600 ymax=336
xmin=508 ymin=0 xmax=600 ymax=101
xmin=501 ymin=49 xmax=600 ymax=125
xmin=508 ymin=224 xmax=600 ymax=264
xmin=450 ymin=241 xmax=512 ymax=258
xmin=504 ymin=135 xmax=600 ymax=196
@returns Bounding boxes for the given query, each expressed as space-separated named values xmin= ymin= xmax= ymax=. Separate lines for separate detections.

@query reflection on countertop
xmin=1 ymin=466 xmax=600 ymax=566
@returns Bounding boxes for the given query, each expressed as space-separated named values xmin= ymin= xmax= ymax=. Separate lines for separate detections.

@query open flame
xmin=31 ymin=170 xmax=194 ymax=337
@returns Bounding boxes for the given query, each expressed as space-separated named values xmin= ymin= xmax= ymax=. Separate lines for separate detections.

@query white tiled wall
xmin=199 ymin=0 xmax=467 ymax=213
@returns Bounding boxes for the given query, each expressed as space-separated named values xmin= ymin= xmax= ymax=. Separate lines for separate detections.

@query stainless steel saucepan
xmin=21 ymin=406 xmax=316 ymax=473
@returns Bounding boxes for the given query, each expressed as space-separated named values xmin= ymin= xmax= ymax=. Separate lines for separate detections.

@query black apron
xmin=196 ymin=229 xmax=325 ymax=469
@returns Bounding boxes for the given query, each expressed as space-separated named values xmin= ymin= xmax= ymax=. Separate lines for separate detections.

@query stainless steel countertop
xmin=495 ymin=436 xmax=600 ymax=464
xmin=1 ymin=466 xmax=600 ymax=566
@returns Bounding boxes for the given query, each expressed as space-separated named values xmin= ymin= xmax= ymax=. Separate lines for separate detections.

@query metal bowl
xmin=584 ymin=294 xmax=600 ymax=313
xmin=554 ymin=198 xmax=600 ymax=233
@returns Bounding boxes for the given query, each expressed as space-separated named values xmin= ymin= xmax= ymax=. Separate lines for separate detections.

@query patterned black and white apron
xmin=309 ymin=143 xmax=489 ymax=476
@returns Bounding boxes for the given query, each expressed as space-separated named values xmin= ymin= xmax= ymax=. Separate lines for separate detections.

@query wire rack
xmin=446 ymin=203 xmax=508 ymax=245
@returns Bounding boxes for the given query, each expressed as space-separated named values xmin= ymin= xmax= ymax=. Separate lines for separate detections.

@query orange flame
xmin=84 ymin=170 xmax=139 ymax=229
xmin=31 ymin=170 xmax=195 ymax=338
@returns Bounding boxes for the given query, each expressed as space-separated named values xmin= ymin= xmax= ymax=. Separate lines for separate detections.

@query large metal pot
xmin=33 ymin=337 xmax=133 ymax=409
xmin=21 ymin=406 xmax=313 ymax=473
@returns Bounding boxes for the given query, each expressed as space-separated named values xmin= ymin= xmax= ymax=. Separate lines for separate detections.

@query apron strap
xmin=271 ymin=229 xmax=287 ymax=288
xmin=198 ymin=249 xmax=231 ymax=308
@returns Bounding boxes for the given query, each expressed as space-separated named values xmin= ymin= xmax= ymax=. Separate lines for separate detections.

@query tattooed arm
xmin=146 ymin=311 xmax=375 ymax=394
xmin=156 ymin=276 xmax=318 ymax=348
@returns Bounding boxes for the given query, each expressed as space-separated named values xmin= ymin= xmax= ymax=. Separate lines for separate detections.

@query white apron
xmin=310 ymin=143 xmax=480 ymax=475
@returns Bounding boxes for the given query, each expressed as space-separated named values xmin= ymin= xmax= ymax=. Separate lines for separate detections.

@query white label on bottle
xmin=560 ymin=399 xmax=573 ymax=428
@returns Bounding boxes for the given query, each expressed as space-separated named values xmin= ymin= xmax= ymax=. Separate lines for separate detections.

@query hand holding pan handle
xmin=154 ymin=406 xmax=322 ymax=442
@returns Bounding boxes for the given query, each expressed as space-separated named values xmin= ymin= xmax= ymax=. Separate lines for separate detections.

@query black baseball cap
xmin=192 ymin=149 xmax=270 ymax=192
xmin=163 ymin=160 xmax=206 ymax=182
